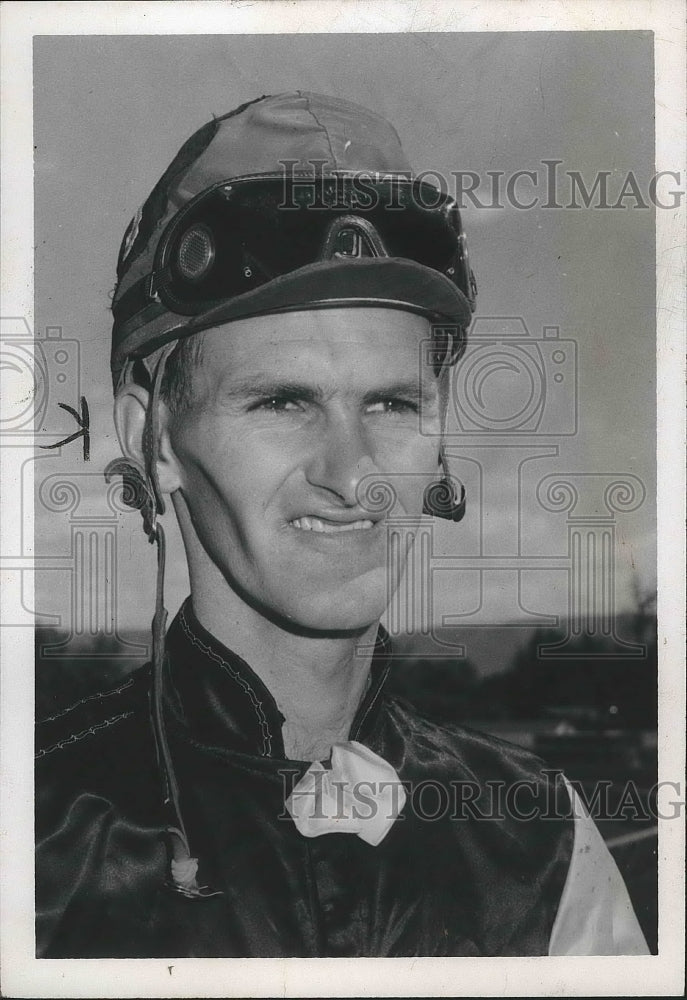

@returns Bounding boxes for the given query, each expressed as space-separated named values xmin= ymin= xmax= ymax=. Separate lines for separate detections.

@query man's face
xmin=165 ymin=306 xmax=443 ymax=633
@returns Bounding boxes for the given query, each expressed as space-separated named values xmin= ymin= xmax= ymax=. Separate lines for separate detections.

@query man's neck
xmin=189 ymin=582 xmax=379 ymax=763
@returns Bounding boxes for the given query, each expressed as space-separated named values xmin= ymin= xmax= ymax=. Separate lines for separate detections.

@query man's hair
xmin=158 ymin=334 xmax=205 ymax=414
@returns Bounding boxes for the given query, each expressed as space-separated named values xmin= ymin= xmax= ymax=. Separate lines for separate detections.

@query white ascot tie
xmin=285 ymin=741 xmax=407 ymax=847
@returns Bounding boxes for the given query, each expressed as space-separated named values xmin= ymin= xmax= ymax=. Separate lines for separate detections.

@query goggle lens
xmin=114 ymin=176 xmax=476 ymax=328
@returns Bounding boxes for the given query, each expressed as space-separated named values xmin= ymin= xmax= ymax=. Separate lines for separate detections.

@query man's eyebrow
xmin=361 ymin=380 xmax=438 ymax=404
xmin=218 ymin=377 xmax=437 ymax=404
xmin=219 ymin=378 xmax=324 ymax=402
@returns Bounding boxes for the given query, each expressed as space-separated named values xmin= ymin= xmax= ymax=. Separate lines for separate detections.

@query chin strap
xmin=105 ymin=345 xmax=221 ymax=899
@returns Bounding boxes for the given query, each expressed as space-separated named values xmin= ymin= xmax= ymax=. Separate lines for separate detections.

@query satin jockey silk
xmin=35 ymin=599 xmax=648 ymax=958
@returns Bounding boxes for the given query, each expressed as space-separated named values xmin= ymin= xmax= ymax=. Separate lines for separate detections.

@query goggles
xmin=112 ymin=174 xmax=477 ymax=334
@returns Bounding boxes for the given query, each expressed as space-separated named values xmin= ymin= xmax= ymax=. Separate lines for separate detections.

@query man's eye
xmin=252 ymin=396 xmax=301 ymax=413
xmin=367 ymin=398 xmax=418 ymax=415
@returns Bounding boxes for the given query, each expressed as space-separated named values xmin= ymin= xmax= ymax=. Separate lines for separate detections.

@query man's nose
xmin=304 ymin=411 xmax=378 ymax=507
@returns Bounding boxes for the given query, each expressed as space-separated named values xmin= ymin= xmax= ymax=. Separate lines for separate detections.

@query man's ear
xmin=113 ymin=384 xmax=183 ymax=495
xmin=113 ymin=383 xmax=148 ymax=468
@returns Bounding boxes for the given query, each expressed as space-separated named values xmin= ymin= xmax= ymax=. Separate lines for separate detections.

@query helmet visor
xmin=113 ymin=175 xmax=476 ymax=330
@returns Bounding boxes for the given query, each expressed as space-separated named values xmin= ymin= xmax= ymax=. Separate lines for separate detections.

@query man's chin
xmin=272 ymin=577 xmax=389 ymax=637
xmin=280 ymin=600 xmax=386 ymax=637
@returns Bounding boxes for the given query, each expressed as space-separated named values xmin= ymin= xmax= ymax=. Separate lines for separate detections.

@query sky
xmin=30 ymin=30 xmax=656 ymax=641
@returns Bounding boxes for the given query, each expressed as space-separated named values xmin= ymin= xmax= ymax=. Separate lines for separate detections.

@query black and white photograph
xmin=0 ymin=1 xmax=684 ymax=996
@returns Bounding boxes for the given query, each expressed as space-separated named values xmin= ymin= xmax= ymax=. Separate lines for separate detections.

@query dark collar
xmin=163 ymin=598 xmax=392 ymax=761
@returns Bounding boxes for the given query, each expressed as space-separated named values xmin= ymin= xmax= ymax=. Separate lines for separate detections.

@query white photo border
xmin=0 ymin=1 xmax=684 ymax=996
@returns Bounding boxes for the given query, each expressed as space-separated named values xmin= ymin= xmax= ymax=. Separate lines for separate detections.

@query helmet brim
xmin=112 ymin=257 xmax=473 ymax=377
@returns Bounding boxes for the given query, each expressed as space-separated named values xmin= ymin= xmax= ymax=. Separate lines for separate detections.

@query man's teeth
xmin=291 ymin=517 xmax=374 ymax=533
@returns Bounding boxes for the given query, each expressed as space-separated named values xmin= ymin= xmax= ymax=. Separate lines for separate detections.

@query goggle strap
xmin=145 ymin=350 xmax=197 ymax=864
xmin=150 ymin=521 xmax=183 ymax=828
xmin=142 ymin=343 xmax=176 ymax=521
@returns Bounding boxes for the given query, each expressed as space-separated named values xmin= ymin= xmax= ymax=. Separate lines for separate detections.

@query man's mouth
xmin=290 ymin=516 xmax=375 ymax=533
